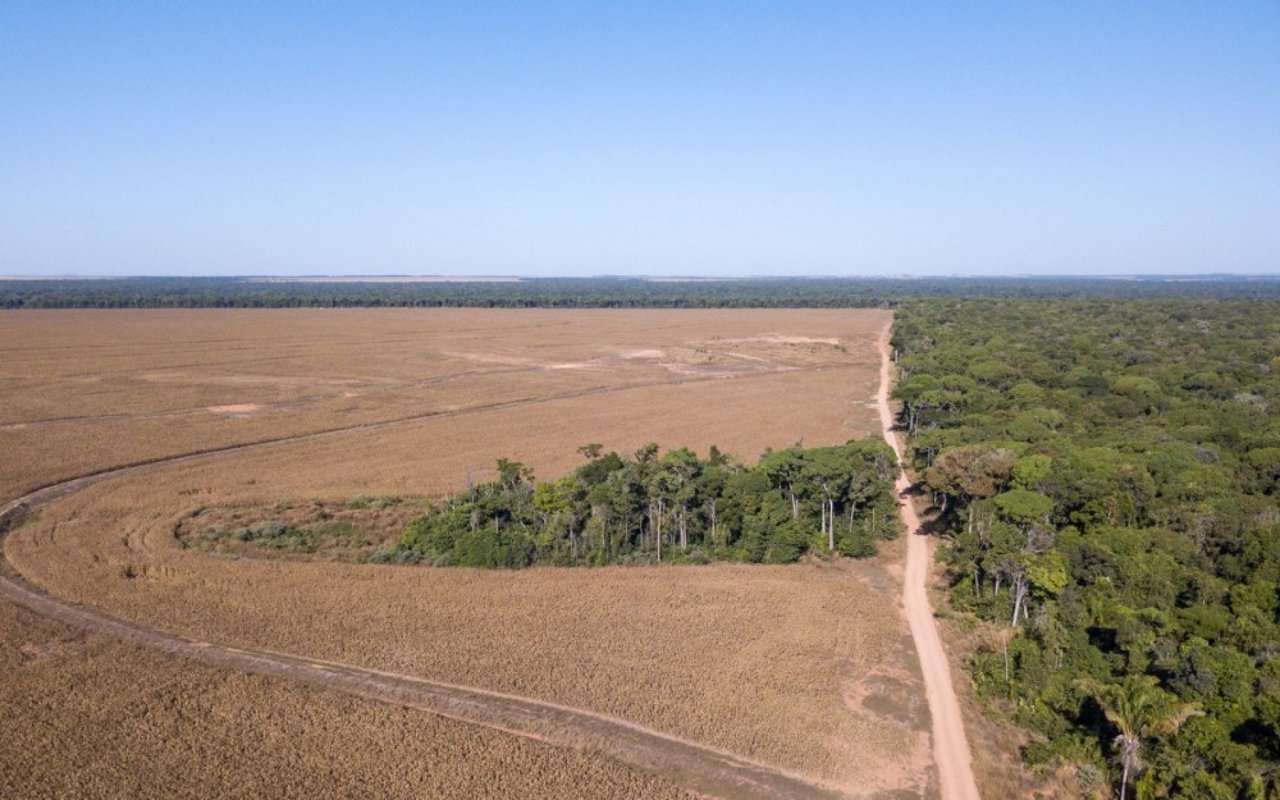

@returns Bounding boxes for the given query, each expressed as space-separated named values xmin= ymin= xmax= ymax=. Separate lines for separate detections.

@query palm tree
xmin=1251 ymin=764 xmax=1280 ymax=800
xmin=1080 ymin=675 xmax=1202 ymax=800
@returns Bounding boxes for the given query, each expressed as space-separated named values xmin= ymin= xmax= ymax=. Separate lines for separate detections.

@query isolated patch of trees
xmin=894 ymin=298 xmax=1280 ymax=799
xmin=386 ymin=440 xmax=900 ymax=568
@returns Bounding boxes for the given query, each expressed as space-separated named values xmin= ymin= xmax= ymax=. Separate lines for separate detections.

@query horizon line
xmin=2 ymin=272 xmax=1280 ymax=282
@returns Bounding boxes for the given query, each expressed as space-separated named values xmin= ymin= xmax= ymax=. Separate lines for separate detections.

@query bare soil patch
xmin=206 ymin=403 xmax=262 ymax=414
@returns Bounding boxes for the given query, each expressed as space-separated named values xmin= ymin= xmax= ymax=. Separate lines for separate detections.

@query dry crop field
xmin=0 ymin=604 xmax=698 ymax=800
xmin=0 ymin=308 xmax=888 ymax=497
xmin=1 ymin=308 xmax=934 ymax=798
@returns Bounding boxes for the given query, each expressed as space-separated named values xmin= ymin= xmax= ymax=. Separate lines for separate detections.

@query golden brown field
xmin=2 ymin=308 xmax=934 ymax=798
xmin=1 ymin=309 xmax=886 ymax=498
xmin=0 ymin=603 xmax=698 ymax=800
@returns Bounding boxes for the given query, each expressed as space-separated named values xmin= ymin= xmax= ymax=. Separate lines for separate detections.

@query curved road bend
xmin=1 ymin=393 xmax=871 ymax=800
xmin=875 ymin=321 xmax=982 ymax=800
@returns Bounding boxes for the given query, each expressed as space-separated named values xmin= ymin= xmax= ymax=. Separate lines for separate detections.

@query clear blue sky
xmin=2 ymin=2 xmax=1277 ymax=277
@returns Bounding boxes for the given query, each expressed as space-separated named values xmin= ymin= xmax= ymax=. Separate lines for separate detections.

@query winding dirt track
xmin=875 ymin=324 xmax=982 ymax=800
xmin=0 ymin=391 xmax=866 ymax=799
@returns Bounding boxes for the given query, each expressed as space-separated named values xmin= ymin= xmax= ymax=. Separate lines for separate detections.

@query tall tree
xmin=1081 ymin=676 xmax=1201 ymax=800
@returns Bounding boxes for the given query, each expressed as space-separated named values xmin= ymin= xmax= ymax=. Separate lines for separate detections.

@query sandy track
xmin=0 ymin=393 xmax=876 ymax=800
xmin=875 ymin=323 xmax=982 ymax=800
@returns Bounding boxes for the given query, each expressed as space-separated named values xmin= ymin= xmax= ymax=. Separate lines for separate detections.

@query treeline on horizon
xmin=4 ymin=275 xmax=1280 ymax=309
xmin=893 ymin=297 xmax=1280 ymax=799
xmin=383 ymin=439 xmax=901 ymax=568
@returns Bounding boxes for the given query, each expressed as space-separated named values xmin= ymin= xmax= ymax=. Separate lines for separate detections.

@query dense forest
xmin=893 ymin=299 xmax=1280 ymax=799
xmin=4 ymin=275 xmax=1280 ymax=309
xmin=385 ymin=440 xmax=900 ymax=567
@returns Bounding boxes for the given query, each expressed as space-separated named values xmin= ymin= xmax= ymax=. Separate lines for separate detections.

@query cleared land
xmin=1 ymin=308 xmax=885 ymax=497
xmin=0 ymin=601 xmax=698 ymax=800
xmin=1 ymin=309 xmax=933 ymax=797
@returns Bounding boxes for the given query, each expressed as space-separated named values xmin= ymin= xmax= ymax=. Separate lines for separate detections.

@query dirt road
xmin=875 ymin=323 xmax=982 ymax=800
xmin=0 ymin=403 xmax=877 ymax=800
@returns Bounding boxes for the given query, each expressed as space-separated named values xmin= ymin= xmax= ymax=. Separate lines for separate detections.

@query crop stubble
xmin=0 ymin=601 xmax=698 ymax=799
xmin=2 ymin=308 xmax=932 ymax=797
xmin=2 ymin=309 xmax=885 ymax=497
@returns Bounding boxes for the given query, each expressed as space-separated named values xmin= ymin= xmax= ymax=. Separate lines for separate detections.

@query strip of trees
xmin=389 ymin=440 xmax=900 ymax=568
xmin=5 ymin=275 xmax=1279 ymax=309
xmin=894 ymin=298 xmax=1280 ymax=800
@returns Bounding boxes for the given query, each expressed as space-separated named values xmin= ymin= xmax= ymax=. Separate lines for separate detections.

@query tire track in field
xmin=0 ymin=546 xmax=848 ymax=800
xmin=0 ymin=368 xmax=881 ymax=800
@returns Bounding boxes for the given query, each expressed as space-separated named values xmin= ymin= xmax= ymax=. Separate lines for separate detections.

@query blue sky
xmin=2 ymin=2 xmax=1277 ymax=277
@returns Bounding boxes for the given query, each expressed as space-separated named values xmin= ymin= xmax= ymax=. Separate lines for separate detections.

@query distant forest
xmin=894 ymin=297 xmax=1280 ymax=799
xmin=4 ymin=275 xmax=1280 ymax=308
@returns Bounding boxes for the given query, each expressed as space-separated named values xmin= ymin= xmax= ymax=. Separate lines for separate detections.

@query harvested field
xmin=0 ymin=309 xmax=886 ymax=498
xmin=1 ymin=308 xmax=932 ymax=797
xmin=0 ymin=600 xmax=698 ymax=800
